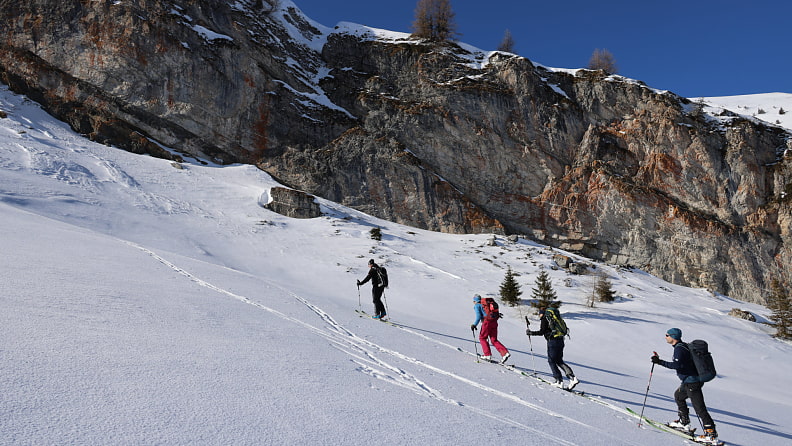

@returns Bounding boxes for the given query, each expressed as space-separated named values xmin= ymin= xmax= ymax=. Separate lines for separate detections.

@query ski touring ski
xmin=521 ymin=367 xmax=586 ymax=396
xmin=692 ymin=437 xmax=726 ymax=446
xmin=456 ymin=347 xmax=587 ymax=396
xmin=665 ymin=423 xmax=696 ymax=436
xmin=355 ymin=309 xmax=394 ymax=325
xmin=625 ymin=408 xmax=725 ymax=445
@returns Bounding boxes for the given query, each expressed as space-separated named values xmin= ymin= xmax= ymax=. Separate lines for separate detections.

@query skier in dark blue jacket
xmin=652 ymin=328 xmax=718 ymax=444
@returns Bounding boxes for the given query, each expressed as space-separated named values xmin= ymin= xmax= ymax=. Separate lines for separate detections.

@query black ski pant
xmin=546 ymin=337 xmax=574 ymax=382
xmin=674 ymin=381 xmax=715 ymax=429
xmin=372 ymin=286 xmax=386 ymax=317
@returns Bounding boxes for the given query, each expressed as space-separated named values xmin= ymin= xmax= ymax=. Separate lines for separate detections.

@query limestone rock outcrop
xmin=1 ymin=0 xmax=789 ymax=303
xmin=263 ymin=187 xmax=321 ymax=219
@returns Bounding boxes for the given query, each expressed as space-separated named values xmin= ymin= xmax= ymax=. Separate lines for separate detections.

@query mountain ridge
xmin=1 ymin=83 xmax=790 ymax=445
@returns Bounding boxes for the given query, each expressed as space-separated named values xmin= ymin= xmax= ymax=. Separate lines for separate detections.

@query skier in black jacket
xmin=357 ymin=259 xmax=387 ymax=319
xmin=527 ymin=304 xmax=579 ymax=390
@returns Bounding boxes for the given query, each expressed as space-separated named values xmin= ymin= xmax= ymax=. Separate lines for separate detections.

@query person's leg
xmin=674 ymin=383 xmax=691 ymax=424
xmin=546 ymin=338 xmax=564 ymax=381
xmin=685 ymin=382 xmax=715 ymax=429
xmin=488 ymin=321 xmax=508 ymax=356
xmin=554 ymin=338 xmax=574 ymax=377
xmin=372 ymin=287 xmax=385 ymax=316
xmin=479 ymin=320 xmax=493 ymax=356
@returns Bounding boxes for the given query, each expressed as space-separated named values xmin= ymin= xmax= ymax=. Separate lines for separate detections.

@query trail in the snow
xmin=129 ymin=241 xmax=640 ymax=446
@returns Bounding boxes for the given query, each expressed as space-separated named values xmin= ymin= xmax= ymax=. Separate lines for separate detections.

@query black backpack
xmin=376 ymin=266 xmax=389 ymax=288
xmin=683 ymin=340 xmax=717 ymax=382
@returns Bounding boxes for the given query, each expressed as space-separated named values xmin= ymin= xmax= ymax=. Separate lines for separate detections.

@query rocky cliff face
xmin=1 ymin=0 xmax=790 ymax=303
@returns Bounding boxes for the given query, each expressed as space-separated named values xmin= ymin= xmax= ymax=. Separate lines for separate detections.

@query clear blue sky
xmin=292 ymin=0 xmax=790 ymax=98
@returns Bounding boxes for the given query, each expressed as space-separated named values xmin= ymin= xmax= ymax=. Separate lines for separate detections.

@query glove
xmin=356 ymin=280 xmax=361 ymax=286
xmin=470 ymin=324 xmax=477 ymax=331
xmin=526 ymin=329 xmax=533 ymax=336
xmin=651 ymin=354 xmax=661 ymax=364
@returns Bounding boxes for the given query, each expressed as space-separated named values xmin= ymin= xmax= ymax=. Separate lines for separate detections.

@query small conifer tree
xmin=530 ymin=269 xmax=558 ymax=310
xmin=594 ymin=273 xmax=616 ymax=302
xmin=499 ymin=266 xmax=522 ymax=307
xmin=370 ymin=227 xmax=382 ymax=241
xmin=768 ymin=280 xmax=792 ymax=339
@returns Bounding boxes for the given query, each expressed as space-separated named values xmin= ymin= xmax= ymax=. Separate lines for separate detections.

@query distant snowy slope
xmin=699 ymin=92 xmax=792 ymax=132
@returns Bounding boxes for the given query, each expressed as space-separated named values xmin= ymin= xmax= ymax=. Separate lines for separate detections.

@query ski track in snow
xmin=126 ymin=240 xmax=642 ymax=446
xmin=404 ymin=255 xmax=463 ymax=279
xmin=377 ymin=244 xmax=464 ymax=280
xmin=0 ymin=122 xmax=666 ymax=445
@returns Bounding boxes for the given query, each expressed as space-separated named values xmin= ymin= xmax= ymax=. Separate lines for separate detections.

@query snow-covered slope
xmin=700 ymin=92 xmax=792 ymax=132
xmin=1 ymin=84 xmax=790 ymax=445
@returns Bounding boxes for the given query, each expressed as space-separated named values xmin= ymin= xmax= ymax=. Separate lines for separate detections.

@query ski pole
xmin=471 ymin=325 xmax=480 ymax=361
xmin=638 ymin=356 xmax=657 ymax=428
xmin=357 ymin=284 xmax=361 ymax=311
xmin=382 ymin=289 xmax=389 ymax=318
xmin=525 ymin=316 xmax=537 ymax=376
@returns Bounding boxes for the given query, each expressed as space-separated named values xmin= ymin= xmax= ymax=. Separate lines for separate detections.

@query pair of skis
xmin=457 ymin=346 xmax=586 ymax=395
xmin=355 ymin=309 xmax=393 ymax=325
xmin=505 ymin=363 xmax=585 ymax=395
xmin=625 ymin=408 xmax=725 ymax=445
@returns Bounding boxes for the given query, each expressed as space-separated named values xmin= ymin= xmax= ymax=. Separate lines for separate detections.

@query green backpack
xmin=545 ymin=307 xmax=569 ymax=338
